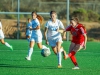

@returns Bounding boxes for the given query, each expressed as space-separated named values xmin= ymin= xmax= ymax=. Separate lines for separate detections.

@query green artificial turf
xmin=0 ymin=39 xmax=100 ymax=75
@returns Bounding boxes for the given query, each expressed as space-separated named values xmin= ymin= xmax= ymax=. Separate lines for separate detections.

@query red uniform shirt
xmin=65 ymin=23 xmax=86 ymax=44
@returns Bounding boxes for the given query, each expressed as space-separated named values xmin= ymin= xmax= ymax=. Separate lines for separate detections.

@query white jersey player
xmin=0 ymin=20 xmax=13 ymax=51
xmin=44 ymin=11 xmax=67 ymax=68
xmin=26 ymin=18 xmax=32 ymax=42
xmin=25 ymin=11 xmax=48 ymax=61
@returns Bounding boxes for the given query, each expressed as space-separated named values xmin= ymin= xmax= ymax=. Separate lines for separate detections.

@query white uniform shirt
xmin=45 ymin=19 xmax=64 ymax=39
xmin=30 ymin=18 xmax=42 ymax=38
xmin=0 ymin=22 xmax=2 ymax=31
xmin=0 ymin=22 xmax=4 ymax=39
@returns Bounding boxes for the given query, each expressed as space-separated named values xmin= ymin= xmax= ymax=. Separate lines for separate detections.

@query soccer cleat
xmin=72 ymin=66 xmax=80 ymax=70
xmin=10 ymin=46 xmax=13 ymax=51
xmin=25 ymin=57 xmax=31 ymax=61
xmin=57 ymin=64 xmax=62 ymax=68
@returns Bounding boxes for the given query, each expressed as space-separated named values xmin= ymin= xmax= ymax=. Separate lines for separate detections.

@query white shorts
xmin=47 ymin=36 xmax=63 ymax=47
xmin=30 ymin=36 xmax=42 ymax=43
xmin=0 ymin=31 xmax=4 ymax=39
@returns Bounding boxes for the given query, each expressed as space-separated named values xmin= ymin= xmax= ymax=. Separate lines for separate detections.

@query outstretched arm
xmin=62 ymin=31 xmax=67 ymax=40
xmin=44 ymin=27 xmax=49 ymax=45
xmin=83 ymin=34 xmax=87 ymax=50
xmin=30 ymin=25 xmax=40 ymax=30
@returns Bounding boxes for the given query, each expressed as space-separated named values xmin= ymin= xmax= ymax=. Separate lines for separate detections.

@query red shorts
xmin=72 ymin=41 xmax=84 ymax=47
xmin=80 ymin=41 xmax=84 ymax=47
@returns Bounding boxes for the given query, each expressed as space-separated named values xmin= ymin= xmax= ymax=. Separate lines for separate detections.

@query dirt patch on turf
xmin=1 ymin=19 xmax=100 ymax=40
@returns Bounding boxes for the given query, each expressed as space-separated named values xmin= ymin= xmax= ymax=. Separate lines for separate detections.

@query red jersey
xmin=65 ymin=23 xmax=86 ymax=44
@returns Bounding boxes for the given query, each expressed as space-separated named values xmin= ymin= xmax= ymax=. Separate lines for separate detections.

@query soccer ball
xmin=41 ymin=48 xmax=51 ymax=57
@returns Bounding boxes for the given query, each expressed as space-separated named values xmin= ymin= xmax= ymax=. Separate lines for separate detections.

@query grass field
xmin=0 ymin=39 xmax=100 ymax=75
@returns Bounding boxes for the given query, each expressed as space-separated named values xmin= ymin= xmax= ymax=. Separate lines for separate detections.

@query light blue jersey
xmin=30 ymin=18 xmax=42 ymax=43
xmin=26 ymin=22 xmax=32 ymax=37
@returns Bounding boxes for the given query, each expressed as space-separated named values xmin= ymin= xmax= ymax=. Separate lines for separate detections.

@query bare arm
xmin=83 ymin=34 xmax=87 ymax=50
xmin=44 ymin=27 xmax=48 ymax=40
xmin=62 ymin=30 xmax=67 ymax=40
xmin=44 ymin=27 xmax=49 ymax=45
xmin=30 ymin=25 xmax=40 ymax=30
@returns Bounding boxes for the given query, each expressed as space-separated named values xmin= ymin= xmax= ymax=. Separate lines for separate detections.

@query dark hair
xmin=50 ymin=11 xmax=56 ymax=16
xmin=31 ymin=11 xmax=37 ymax=15
xmin=70 ymin=17 xmax=79 ymax=23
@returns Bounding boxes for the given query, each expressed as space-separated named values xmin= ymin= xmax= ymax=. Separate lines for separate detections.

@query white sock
xmin=28 ymin=48 xmax=33 ymax=58
xmin=5 ymin=42 xmax=11 ymax=48
xmin=60 ymin=47 xmax=63 ymax=52
xmin=42 ymin=45 xmax=48 ymax=49
xmin=57 ymin=51 xmax=62 ymax=66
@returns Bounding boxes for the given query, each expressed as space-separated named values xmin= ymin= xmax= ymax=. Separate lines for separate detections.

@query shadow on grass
xmin=0 ymin=64 xmax=65 ymax=69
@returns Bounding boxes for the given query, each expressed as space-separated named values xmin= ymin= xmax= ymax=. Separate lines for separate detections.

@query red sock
xmin=68 ymin=51 xmax=76 ymax=57
xmin=70 ymin=55 xmax=78 ymax=66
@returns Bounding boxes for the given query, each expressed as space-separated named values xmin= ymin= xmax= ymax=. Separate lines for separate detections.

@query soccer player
xmin=44 ymin=11 xmax=67 ymax=68
xmin=25 ymin=11 xmax=48 ymax=61
xmin=26 ymin=18 xmax=32 ymax=42
xmin=63 ymin=17 xmax=87 ymax=69
xmin=0 ymin=20 xmax=13 ymax=51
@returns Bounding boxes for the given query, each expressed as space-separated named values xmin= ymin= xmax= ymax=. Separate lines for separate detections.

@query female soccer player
xmin=25 ymin=11 xmax=48 ymax=60
xmin=0 ymin=20 xmax=13 ymax=51
xmin=26 ymin=18 xmax=32 ymax=42
xmin=44 ymin=11 xmax=67 ymax=68
xmin=63 ymin=17 xmax=87 ymax=69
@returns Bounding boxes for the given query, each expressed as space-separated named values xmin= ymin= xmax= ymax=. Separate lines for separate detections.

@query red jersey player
xmin=63 ymin=17 xmax=87 ymax=69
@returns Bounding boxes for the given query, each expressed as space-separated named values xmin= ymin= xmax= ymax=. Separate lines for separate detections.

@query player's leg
xmin=56 ymin=41 xmax=62 ymax=68
xmin=51 ymin=47 xmax=57 ymax=55
xmin=51 ymin=46 xmax=62 ymax=68
xmin=68 ymin=43 xmax=83 ymax=57
xmin=64 ymin=42 xmax=76 ymax=59
xmin=0 ymin=39 xmax=13 ymax=50
xmin=70 ymin=44 xmax=82 ymax=69
xmin=50 ymin=40 xmax=62 ymax=68
xmin=67 ymin=43 xmax=82 ymax=69
xmin=37 ymin=42 xmax=48 ymax=50
xmin=69 ymin=42 xmax=76 ymax=52
xmin=36 ymin=36 xmax=48 ymax=50
xmin=60 ymin=47 xmax=67 ymax=59
xmin=26 ymin=40 xmax=35 ymax=60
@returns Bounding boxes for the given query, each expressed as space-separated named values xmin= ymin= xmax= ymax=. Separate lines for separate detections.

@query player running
xmin=44 ymin=11 xmax=67 ymax=68
xmin=26 ymin=18 xmax=32 ymax=42
xmin=0 ymin=20 xmax=13 ymax=51
xmin=25 ymin=11 xmax=48 ymax=61
xmin=63 ymin=17 xmax=87 ymax=69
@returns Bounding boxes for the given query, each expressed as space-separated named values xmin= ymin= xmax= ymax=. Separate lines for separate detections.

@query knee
xmin=53 ymin=49 xmax=57 ymax=54
xmin=38 ymin=45 xmax=42 ymax=49
xmin=1 ymin=41 xmax=5 ymax=44
xmin=57 ymin=47 xmax=61 ymax=52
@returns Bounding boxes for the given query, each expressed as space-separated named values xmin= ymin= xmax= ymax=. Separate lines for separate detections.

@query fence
xmin=0 ymin=0 xmax=100 ymax=40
